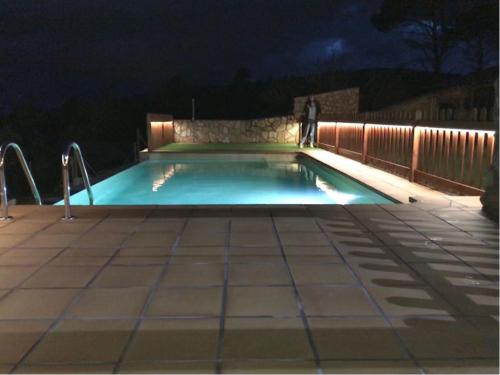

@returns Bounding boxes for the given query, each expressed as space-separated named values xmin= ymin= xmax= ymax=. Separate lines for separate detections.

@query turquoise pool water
xmin=57 ymin=155 xmax=394 ymax=205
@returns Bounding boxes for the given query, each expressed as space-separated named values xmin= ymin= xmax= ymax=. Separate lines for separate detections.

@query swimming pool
xmin=57 ymin=155 xmax=394 ymax=205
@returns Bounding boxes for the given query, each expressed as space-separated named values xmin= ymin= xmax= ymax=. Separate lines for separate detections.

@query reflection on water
xmin=152 ymin=165 xmax=175 ymax=192
xmin=63 ymin=156 xmax=393 ymax=205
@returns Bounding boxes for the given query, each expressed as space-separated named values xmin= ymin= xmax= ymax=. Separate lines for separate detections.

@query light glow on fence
xmin=366 ymin=123 xmax=413 ymax=130
xmin=416 ymin=126 xmax=495 ymax=135
xmin=337 ymin=122 xmax=364 ymax=128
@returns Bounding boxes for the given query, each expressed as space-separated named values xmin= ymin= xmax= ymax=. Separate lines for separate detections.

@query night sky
xmin=0 ymin=0 xmax=487 ymax=110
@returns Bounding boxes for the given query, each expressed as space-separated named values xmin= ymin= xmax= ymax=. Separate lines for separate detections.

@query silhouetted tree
xmin=371 ymin=0 xmax=460 ymax=74
xmin=453 ymin=1 xmax=499 ymax=72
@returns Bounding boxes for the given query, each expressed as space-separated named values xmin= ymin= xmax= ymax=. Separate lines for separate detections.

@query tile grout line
xmin=309 ymin=207 xmax=426 ymax=375
xmin=270 ymin=213 xmax=323 ymax=375
xmin=215 ymin=219 xmax=231 ymax=374
xmin=8 ymin=211 xmax=120 ymax=373
xmin=112 ymin=210 xmax=192 ymax=374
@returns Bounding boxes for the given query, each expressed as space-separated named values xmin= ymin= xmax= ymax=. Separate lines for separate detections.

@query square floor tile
xmin=222 ymin=360 xmax=317 ymax=374
xmin=283 ymin=246 xmax=336 ymax=256
xmin=229 ymin=255 xmax=285 ymax=264
xmin=117 ymin=247 xmax=172 ymax=257
xmin=118 ymin=361 xmax=217 ymax=374
xmin=61 ymin=247 xmax=118 ymax=257
xmin=278 ymin=232 xmax=330 ymax=247
xmin=160 ymin=264 xmax=224 ymax=287
xmin=185 ymin=219 xmax=228 ymax=233
xmin=91 ymin=266 xmax=162 ymax=288
xmin=0 ymin=266 xmax=39 ymax=288
xmin=391 ymin=316 xmax=499 ymax=359
xmin=42 ymin=221 xmax=96 ymax=235
xmin=0 ymin=221 xmax=50 ymax=235
xmin=0 ymin=289 xmax=79 ymax=319
xmin=14 ymin=364 xmax=115 ymax=374
xmin=229 ymin=246 xmax=281 ymax=256
xmin=350 ymin=260 xmax=424 ymax=287
xmin=0 ymin=233 xmax=33 ymax=248
xmin=135 ymin=219 xmax=185 ymax=233
xmin=366 ymin=286 xmax=457 ymax=316
xmin=21 ymin=266 xmax=100 ymax=288
xmin=24 ymin=319 xmax=134 ymax=364
xmin=229 ymin=263 xmax=290 ymax=286
xmin=299 ymin=286 xmax=378 ymax=316
xmin=146 ymin=287 xmax=222 ymax=317
xmin=274 ymin=218 xmax=321 ymax=233
xmin=290 ymin=263 xmax=356 ymax=285
xmin=287 ymin=255 xmax=343 ymax=264
xmin=124 ymin=319 xmax=219 ymax=361
xmin=175 ymin=247 xmax=225 ymax=256
xmin=223 ymin=318 xmax=313 ymax=360
xmin=411 ymin=263 xmax=491 ymax=287
xmin=320 ymin=360 xmax=419 ymax=374
xmin=231 ymin=218 xmax=274 ymax=233
xmin=0 ymin=256 xmax=51 ymax=266
xmin=226 ymin=287 xmax=298 ymax=317
xmin=179 ymin=231 xmax=226 ymax=247
xmin=48 ymin=256 xmax=110 ymax=267
xmin=91 ymin=219 xmax=141 ymax=233
xmin=230 ymin=232 xmax=278 ymax=247
xmin=67 ymin=287 xmax=149 ymax=318
xmin=374 ymin=231 xmax=429 ymax=247
xmin=111 ymin=257 xmax=167 ymax=266
xmin=17 ymin=234 xmax=80 ymax=248
xmin=389 ymin=246 xmax=459 ymax=263
xmin=71 ymin=233 xmax=128 ymax=249
xmin=420 ymin=359 xmax=499 ymax=374
xmin=2 ymin=248 xmax=63 ymax=258
xmin=0 ymin=320 xmax=52 ymax=363
xmin=124 ymin=232 xmax=178 ymax=248
xmin=170 ymin=255 xmax=225 ymax=264
xmin=309 ymin=317 xmax=407 ymax=360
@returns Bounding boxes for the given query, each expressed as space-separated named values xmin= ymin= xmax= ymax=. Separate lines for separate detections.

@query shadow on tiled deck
xmin=0 ymin=204 xmax=498 ymax=374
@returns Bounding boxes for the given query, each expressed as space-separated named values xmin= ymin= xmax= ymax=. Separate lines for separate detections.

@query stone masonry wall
xmin=294 ymin=87 xmax=359 ymax=119
xmin=174 ymin=116 xmax=300 ymax=144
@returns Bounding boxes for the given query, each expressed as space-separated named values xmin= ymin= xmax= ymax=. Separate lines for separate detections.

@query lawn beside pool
xmin=154 ymin=143 xmax=302 ymax=153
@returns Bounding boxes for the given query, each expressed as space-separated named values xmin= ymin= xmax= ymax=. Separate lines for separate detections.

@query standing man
xmin=300 ymin=95 xmax=321 ymax=148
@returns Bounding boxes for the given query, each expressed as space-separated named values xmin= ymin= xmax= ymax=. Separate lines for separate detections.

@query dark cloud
xmin=0 ymin=0 xmax=418 ymax=109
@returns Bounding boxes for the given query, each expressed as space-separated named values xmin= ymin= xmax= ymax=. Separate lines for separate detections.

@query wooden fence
xmin=318 ymin=122 xmax=496 ymax=195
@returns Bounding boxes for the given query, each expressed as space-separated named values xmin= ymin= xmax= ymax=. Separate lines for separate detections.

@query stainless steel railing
xmin=62 ymin=142 xmax=94 ymax=220
xmin=0 ymin=142 xmax=42 ymax=220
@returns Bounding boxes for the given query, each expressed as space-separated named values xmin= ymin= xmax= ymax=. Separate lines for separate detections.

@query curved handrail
xmin=62 ymin=142 xmax=94 ymax=220
xmin=0 ymin=142 xmax=42 ymax=220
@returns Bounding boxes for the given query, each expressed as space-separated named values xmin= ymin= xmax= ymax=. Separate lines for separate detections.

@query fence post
xmin=362 ymin=123 xmax=369 ymax=164
xmin=410 ymin=126 xmax=420 ymax=182
xmin=335 ymin=123 xmax=340 ymax=153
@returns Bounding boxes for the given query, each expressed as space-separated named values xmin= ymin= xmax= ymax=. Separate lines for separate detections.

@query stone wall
xmin=173 ymin=116 xmax=300 ymax=144
xmin=294 ymin=88 xmax=359 ymax=119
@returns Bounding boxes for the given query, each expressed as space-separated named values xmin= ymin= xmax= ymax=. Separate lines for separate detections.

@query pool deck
xmin=0 ymin=146 xmax=497 ymax=374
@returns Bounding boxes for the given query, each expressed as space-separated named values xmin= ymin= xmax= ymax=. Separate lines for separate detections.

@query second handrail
xmin=62 ymin=142 xmax=94 ymax=220
xmin=0 ymin=142 xmax=42 ymax=220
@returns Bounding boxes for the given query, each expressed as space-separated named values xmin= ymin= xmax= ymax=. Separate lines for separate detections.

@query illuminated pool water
xmin=56 ymin=155 xmax=394 ymax=205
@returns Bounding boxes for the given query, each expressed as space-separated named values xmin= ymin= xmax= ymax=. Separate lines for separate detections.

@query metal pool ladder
xmin=0 ymin=142 xmax=42 ymax=220
xmin=62 ymin=142 xmax=94 ymax=220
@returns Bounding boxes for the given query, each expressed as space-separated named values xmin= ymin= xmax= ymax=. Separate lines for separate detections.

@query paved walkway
xmin=0 ymin=203 xmax=497 ymax=374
